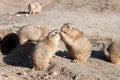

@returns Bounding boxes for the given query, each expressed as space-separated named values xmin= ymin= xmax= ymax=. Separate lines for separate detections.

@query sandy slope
xmin=0 ymin=0 xmax=120 ymax=80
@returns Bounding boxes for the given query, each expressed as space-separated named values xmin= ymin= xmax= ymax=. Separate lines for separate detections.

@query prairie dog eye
xmin=55 ymin=32 xmax=58 ymax=34
xmin=51 ymin=34 xmax=54 ymax=36
xmin=67 ymin=26 xmax=70 ymax=28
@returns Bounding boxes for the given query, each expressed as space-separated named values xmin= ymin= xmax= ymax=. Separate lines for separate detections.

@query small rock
xmin=16 ymin=14 xmax=21 ymax=17
xmin=43 ymin=75 xmax=53 ymax=80
xmin=25 ymin=14 xmax=29 ymax=17
xmin=23 ymin=71 xmax=27 ymax=76
xmin=2 ymin=74 xmax=8 ymax=77
xmin=50 ymin=71 xmax=58 ymax=76
xmin=16 ymin=72 xmax=22 ymax=75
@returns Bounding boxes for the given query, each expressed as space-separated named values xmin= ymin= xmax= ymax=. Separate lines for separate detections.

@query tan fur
xmin=31 ymin=29 xmax=60 ymax=70
xmin=103 ymin=43 xmax=109 ymax=58
xmin=60 ymin=23 xmax=91 ymax=62
xmin=103 ymin=41 xmax=120 ymax=64
xmin=17 ymin=24 xmax=49 ymax=45
xmin=28 ymin=2 xmax=42 ymax=14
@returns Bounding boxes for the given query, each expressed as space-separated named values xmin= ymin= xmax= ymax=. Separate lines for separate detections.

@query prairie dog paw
xmin=53 ymin=55 xmax=57 ymax=58
xmin=71 ymin=60 xmax=79 ymax=63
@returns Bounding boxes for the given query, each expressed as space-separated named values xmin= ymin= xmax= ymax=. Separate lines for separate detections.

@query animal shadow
xmin=17 ymin=11 xmax=29 ymax=14
xmin=0 ymin=33 xmax=19 ymax=55
xmin=91 ymin=50 xmax=110 ymax=62
xmin=3 ymin=42 xmax=36 ymax=68
xmin=55 ymin=50 xmax=110 ymax=62
xmin=56 ymin=50 xmax=68 ymax=57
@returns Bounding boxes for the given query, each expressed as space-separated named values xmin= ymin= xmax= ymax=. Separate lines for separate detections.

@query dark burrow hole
xmin=0 ymin=33 xmax=19 ymax=55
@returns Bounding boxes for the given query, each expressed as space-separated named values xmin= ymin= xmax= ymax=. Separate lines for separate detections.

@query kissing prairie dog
xmin=28 ymin=2 xmax=42 ymax=14
xmin=17 ymin=24 xmax=49 ymax=45
xmin=31 ymin=29 xmax=60 ymax=70
xmin=60 ymin=23 xmax=91 ymax=62
xmin=103 ymin=40 xmax=120 ymax=64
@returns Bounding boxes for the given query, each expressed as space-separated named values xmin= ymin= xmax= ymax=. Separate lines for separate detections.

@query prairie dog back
xmin=18 ymin=24 xmax=49 ymax=44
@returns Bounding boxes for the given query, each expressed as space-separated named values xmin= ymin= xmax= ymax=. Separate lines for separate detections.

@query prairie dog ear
xmin=55 ymin=29 xmax=60 ymax=34
xmin=71 ymin=24 xmax=76 ymax=28
xmin=63 ymin=23 xmax=71 ymax=26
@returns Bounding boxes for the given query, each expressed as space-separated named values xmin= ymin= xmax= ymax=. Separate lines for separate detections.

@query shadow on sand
xmin=56 ymin=50 xmax=68 ymax=57
xmin=3 ymin=42 xmax=36 ymax=68
xmin=16 ymin=11 xmax=29 ymax=14
xmin=91 ymin=50 xmax=110 ymax=62
xmin=55 ymin=50 xmax=110 ymax=62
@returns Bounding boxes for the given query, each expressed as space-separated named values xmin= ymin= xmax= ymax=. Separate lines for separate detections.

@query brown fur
xmin=103 ymin=41 xmax=120 ymax=64
xmin=17 ymin=24 xmax=49 ymax=45
xmin=28 ymin=2 xmax=42 ymax=14
xmin=60 ymin=23 xmax=91 ymax=62
xmin=31 ymin=29 xmax=60 ymax=70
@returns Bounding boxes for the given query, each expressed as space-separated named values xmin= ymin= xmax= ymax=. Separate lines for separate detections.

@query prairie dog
xmin=28 ymin=2 xmax=42 ymax=14
xmin=17 ymin=24 xmax=49 ymax=45
xmin=103 ymin=41 xmax=120 ymax=64
xmin=60 ymin=23 xmax=91 ymax=62
xmin=31 ymin=29 xmax=60 ymax=70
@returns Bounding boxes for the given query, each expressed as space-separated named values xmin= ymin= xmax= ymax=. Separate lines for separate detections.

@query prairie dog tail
xmin=103 ymin=43 xmax=109 ymax=57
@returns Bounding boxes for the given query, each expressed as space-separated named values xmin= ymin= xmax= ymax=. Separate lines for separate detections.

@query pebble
xmin=16 ymin=14 xmax=21 ymax=17
xmin=25 ymin=14 xmax=29 ymax=17
xmin=50 ymin=71 xmax=58 ymax=76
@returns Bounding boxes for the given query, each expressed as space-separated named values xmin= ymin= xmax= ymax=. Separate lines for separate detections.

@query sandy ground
xmin=0 ymin=0 xmax=120 ymax=80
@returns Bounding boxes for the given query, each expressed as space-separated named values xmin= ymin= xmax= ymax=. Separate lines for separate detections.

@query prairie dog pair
xmin=28 ymin=2 xmax=42 ymax=14
xmin=104 ymin=41 xmax=120 ymax=64
xmin=31 ymin=29 xmax=60 ymax=70
xmin=18 ymin=24 xmax=49 ymax=45
xmin=60 ymin=23 xmax=91 ymax=62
